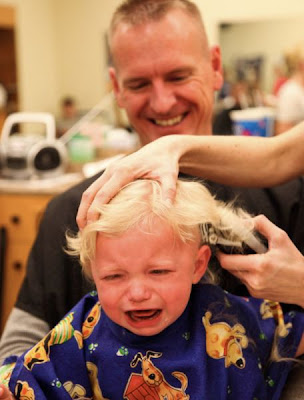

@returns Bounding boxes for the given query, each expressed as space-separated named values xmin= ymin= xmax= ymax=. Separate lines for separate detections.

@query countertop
xmin=0 ymin=172 xmax=83 ymax=194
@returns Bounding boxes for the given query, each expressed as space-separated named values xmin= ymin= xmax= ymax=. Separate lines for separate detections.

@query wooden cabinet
xmin=0 ymin=193 xmax=53 ymax=332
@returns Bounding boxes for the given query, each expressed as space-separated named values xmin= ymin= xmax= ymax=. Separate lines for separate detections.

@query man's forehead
xmin=110 ymin=14 xmax=208 ymax=73
xmin=110 ymin=8 xmax=206 ymax=50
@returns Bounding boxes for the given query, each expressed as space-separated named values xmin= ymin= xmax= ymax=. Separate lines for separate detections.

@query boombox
xmin=0 ymin=112 xmax=68 ymax=179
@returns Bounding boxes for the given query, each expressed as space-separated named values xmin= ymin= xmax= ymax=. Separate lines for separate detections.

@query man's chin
xmin=139 ymin=127 xmax=193 ymax=144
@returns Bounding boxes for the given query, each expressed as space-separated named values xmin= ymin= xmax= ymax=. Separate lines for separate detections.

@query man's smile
xmin=151 ymin=113 xmax=187 ymax=127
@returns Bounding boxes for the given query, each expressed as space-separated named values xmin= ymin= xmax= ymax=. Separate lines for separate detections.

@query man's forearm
xmin=0 ymin=308 xmax=49 ymax=365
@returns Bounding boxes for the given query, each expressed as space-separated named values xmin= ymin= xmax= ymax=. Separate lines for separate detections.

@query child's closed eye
xmin=102 ymin=274 xmax=123 ymax=281
xmin=150 ymin=269 xmax=172 ymax=276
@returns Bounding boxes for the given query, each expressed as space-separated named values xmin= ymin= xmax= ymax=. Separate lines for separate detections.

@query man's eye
xmin=169 ymin=75 xmax=188 ymax=82
xmin=127 ymin=81 xmax=149 ymax=91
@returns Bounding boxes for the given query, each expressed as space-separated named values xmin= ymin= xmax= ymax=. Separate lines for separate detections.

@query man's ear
xmin=210 ymin=45 xmax=223 ymax=90
xmin=109 ymin=67 xmax=124 ymax=108
xmin=193 ymin=245 xmax=211 ymax=284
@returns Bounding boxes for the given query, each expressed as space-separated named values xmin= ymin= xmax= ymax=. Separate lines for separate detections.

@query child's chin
xmin=128 ymin=325 xmax=165 ymax=336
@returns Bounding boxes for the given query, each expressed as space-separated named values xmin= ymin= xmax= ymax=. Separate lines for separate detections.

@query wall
xmin=1 ymin=0 xmax=304 ymax=115
xmin=0 ymin=0 xmax=58 ymax=113
xmin=199 ymin=0 xmax=304 ymax=44
xmin=52 ymin=0 xmax=122 ymax=111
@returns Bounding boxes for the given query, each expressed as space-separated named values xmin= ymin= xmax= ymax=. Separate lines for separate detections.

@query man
xmin=1 ymin=0 xmax=303 ymax=398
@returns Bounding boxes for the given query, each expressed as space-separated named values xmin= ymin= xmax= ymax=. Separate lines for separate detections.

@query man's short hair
xmin=110 ymin=0 xmax=203 ymax=31
xmin=108 ymin=0 xmax=208 ymax=64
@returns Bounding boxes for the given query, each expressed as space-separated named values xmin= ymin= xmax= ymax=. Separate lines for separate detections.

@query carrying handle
xmin=0 ymin=112 xmax=56 ymax=142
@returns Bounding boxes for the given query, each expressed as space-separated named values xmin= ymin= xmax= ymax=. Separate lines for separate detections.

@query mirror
xmin=219 ymin=16 xmax=304 ymax=94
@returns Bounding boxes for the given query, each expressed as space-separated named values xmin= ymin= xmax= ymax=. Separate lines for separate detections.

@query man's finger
xmin=252 ymin=214 xmax=280 ymax=239
xmin=159 ymin=175 xmax=177 ymax=206
xmin=76 ymin=174 xmax=109 ymax=229
xmin=86 ymin=174 xmax=132 ymax=224
xmin=217 ymin=252 xmax=258 ymax=272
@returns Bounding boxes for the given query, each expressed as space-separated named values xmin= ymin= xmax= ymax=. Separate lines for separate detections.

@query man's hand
xmin=77 ymin=136 xmax=180 ymax=229
xmin=0 ymin=385 xmax=14 ymax=400
xmin=217 ymin=215 xmax=304 ymax=307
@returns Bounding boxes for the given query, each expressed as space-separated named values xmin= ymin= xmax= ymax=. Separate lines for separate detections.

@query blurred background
xmin=1 ymin=0 xmax=304 ymax=131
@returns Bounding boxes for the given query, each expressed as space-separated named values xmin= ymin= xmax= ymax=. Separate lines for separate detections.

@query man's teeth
xmin=154 ymin=115 xmax=183 ymax=126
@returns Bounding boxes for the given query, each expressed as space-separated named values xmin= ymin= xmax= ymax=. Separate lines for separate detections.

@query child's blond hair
xmin=66 ymin=179 xmax=255 ymax=279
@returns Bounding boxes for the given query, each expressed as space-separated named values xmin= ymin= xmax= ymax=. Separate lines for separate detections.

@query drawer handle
xmin=13 ymin=261 xmax=22 ymax=270
xmin=10 ymin=215 xmax=21 ymax=225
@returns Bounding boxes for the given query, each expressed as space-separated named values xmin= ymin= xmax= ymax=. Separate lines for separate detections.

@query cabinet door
xmin=0 ymin=193 xmax=52 ymax=332
xmin=0 ymin=242 xmax=28 ymax=331
xmin=0 ymin=194 xmax=51 ymax=244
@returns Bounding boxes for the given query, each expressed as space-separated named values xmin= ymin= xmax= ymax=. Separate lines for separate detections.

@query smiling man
xmin=108 ymin=2 xmax=222 ymax=144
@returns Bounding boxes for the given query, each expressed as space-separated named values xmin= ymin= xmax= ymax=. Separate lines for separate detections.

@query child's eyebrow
xmin=99 ymin=264 xmax=123 ymax=271
xmin=146 ymin=260 xmax=175 ymax=267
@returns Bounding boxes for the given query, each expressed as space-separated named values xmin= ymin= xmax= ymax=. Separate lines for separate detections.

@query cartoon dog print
xmin=203 ymin=311 xmax=248 ymax=369
xmin=129 ymin=351 xmax=190 ymax=399
xmin=23 ymin=303 xmax=101 ymax=371
xmin=74 ymin=302 xmax=102 ymax=349
xmin=260 ymin=300 xmax=292 ymax=338
xmin=63 ymin=380 xmax=91 ymax=399
xmin=23 ymin=329 xmax=55 ymax=371
xmin=23 ymin=312 xmax=76 ymax=370
xmin=14 ymin=381 xmax=35 ymax=400
xmin=86 ymin=362 xmax=109 ymax=400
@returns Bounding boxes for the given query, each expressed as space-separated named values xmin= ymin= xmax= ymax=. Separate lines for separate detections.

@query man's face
xmin=91 ymin=220 xmax=210 ymax=336
xmin=109 ymin=9 xmax=223 ymax=144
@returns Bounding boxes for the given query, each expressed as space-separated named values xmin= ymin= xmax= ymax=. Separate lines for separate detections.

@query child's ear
xmin=193 ymin=245 xmax=211 ymax=284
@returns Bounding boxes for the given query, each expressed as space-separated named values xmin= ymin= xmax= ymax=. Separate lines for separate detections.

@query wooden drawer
xmin=0 ymin=193 xmax=51 ymax=245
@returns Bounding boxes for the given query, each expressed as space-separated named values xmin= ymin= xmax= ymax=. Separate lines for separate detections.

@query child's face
xmin=91 ymin=219 xmax=210 ymax=336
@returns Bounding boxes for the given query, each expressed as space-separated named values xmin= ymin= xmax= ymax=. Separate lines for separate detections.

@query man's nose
xmin=150 ymin=81 xmax=176 ymax=114
xmin=127 ymin=279 xmax=151 ymax=302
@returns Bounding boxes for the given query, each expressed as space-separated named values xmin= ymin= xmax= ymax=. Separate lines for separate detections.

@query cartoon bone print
xmin=130 ymin=351 xmax=190 ymax=399
xmin=63 ymin=381 xmax=90 ymax=399
xmin=260 ymin=300 xmax=292 ymax=338
xmin=202 ymin=311 xmax=248 ymax=369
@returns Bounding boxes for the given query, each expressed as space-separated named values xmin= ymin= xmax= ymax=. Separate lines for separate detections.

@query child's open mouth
xmin=127 ymin=309 xmax=161 ymax=321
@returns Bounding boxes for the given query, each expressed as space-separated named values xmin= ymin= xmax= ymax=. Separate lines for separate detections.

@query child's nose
xmin=127 ymin=279 xmax=151 ymax=302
